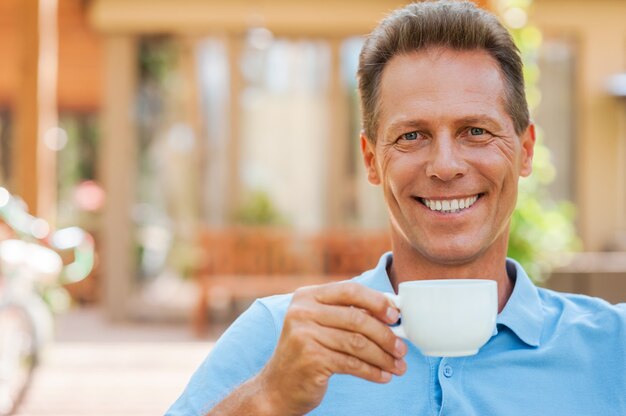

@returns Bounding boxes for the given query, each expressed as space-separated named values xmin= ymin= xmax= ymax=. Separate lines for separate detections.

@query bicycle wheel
xmin=0 ymin=303 xmax=37 ymax=416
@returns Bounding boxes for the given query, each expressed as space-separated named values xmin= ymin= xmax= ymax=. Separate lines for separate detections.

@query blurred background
xmin=1 ymin=0 xmax=625 ymax=414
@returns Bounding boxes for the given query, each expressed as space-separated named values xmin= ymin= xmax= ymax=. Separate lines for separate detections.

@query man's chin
xmin=412 ymin=244 xmax=484 ymax=267
xmin=390 ymin=224 xmax=492 ymax=266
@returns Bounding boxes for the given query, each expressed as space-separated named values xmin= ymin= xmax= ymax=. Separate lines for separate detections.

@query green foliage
xmin=233 ymin=190 xmax=285 ymax=226
xmin=168 ymin=238 xmax=203 ymax=279
xmin=139 ymin=36 xmax=178 ymax=84
xmin=509 ymin=142 xmax=580 ymax=281
xmin=500 ymin=0 xmax=581 ymax=281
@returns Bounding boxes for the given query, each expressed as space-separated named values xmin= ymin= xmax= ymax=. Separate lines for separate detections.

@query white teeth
xmin=423 ymin=195 xmax=479 ymax=213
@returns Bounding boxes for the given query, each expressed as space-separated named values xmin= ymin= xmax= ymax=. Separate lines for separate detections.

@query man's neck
xmin=387 ymin=234 xmax=513 ymax=313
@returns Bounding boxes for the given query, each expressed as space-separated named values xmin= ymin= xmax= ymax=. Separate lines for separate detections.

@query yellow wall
xmin=531 ymin=0 xmax=626 ymax=250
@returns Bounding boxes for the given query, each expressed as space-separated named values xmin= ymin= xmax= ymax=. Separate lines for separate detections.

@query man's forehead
xmin=381 ymin=47 xmax=505 ymax=91
xmin=377 ymin=47 xmax=511 ymax=131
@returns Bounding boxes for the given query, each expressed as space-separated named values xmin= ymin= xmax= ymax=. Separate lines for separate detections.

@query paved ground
xmin=13 ymin=307 xmax=220 ymax=416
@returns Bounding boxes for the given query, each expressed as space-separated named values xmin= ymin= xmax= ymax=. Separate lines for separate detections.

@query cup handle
xmin=383 ymin=293 xmax=407 ymax=338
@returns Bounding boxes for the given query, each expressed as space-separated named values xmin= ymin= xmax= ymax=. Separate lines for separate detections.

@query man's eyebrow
xmin=385 ymin=119 xmax=429 ymax=134
xmin=456 ymin=115 xmax=503 ymax=130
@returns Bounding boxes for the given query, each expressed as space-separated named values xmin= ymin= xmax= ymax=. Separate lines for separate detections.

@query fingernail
xmin=386 ymin=307 xmax=399 ymax=323
xmin=395 ymin=338 xmax=406 ymax=356
xmin=395 ymin=359 xmax=406 ymax=373
xmin=381 ymin=371 xmax=392 ymax=381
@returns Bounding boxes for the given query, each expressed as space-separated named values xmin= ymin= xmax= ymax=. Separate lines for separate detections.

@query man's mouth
xmin=417 ymin=194 xmax=482 ymax=214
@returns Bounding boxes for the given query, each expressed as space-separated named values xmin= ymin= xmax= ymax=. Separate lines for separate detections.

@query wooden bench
xmin=192 ymin=227 xmax=391 ymax=335
xmin=547 ymin=251 xmax=626 ymax=304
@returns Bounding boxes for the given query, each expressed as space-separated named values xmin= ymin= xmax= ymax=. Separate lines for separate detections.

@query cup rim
xmin=398 ymin=278 xmax=496 ymax=289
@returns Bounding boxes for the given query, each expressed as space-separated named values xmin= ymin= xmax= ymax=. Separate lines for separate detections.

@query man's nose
xmin=424 ymin=136 xmax=467 ymax=181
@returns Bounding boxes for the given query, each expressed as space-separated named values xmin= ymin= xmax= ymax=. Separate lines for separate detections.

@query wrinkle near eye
xmin=492 ymin=134 xmax=518 ymax=162
xmin=393 ymin=141 xmax=418 ymax=153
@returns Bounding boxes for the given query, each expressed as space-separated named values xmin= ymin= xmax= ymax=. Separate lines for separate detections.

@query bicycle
xmin=0 ymin=187 xmax=94 ymax=415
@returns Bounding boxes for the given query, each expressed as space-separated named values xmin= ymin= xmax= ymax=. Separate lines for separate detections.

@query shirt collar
xmin=495 ymin=258 xmax=544 ymax=347
xmin=358 ymin=252 xmax=396 ymax=293
xmin=361 ymin=253 xmax=544 ymax=348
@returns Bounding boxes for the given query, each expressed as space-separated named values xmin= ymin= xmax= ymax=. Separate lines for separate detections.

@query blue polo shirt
xmin=167 ymin=253 xmax=626 ymax=415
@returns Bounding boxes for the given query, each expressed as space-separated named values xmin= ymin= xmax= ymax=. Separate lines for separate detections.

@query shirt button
xmin=443 ymin=365 xmax=454 ymax=378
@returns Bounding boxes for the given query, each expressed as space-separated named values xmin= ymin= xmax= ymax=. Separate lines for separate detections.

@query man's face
xmin=362 ymin=47 xmax=535 ymax=266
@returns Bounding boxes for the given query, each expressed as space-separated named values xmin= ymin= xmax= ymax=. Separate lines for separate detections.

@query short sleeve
xmin=165 ymin=300 xmax=278 ymax=415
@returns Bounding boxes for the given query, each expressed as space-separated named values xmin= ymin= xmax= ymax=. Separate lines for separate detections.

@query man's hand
xmin=256 ymin=281 xmax=407 ymax=415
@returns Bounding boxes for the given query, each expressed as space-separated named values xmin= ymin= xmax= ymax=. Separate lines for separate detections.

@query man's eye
xmin=469 ymin=127 xmax=486 ymax=136
xmin=401 ymin=131 xmax=419 ymax=141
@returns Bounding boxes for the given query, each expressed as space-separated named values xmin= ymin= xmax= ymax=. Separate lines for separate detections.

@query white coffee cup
xmin=384 ymin=279 xmax=497 ymax=357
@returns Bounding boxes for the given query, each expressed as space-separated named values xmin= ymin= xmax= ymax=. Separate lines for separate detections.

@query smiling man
xmin=167 ymin=2 xmax=626 ymax=415
xmin=362 ymin=46 xmax=534 ymax=313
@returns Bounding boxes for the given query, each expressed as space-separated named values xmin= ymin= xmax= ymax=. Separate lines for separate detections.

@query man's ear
xmin=360 ymin=131 xmax=381 ymax=185
xmin=519 ymin=123 xmax=536 ymax=177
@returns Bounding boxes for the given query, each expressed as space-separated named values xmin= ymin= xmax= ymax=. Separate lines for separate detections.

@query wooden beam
xmin=14 ymin=0 xmax=57 ymax=222
xmin=100 ymin=35 xmax=138 ymax=320
xmin=325 ymin=38 xmax=351 ymax=226
xmin=88 ymin=0 xmax=407 ymax=37
xmin=14 ymin=0 xmax=38 ymax=209
xmin=225 ymin=35 xmax=243 ymax=222
xmin=0 ymin=0 xmax=19 ymax=106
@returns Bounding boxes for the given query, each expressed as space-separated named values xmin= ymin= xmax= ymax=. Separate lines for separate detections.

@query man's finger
xmin=309 ymin=282 xmax=399 ymax=324
xmin=311 ymin=304 xmax=406 ymax=359
xmin=322 ymin=346 xmax=394 ymax=384
xmin=313 ymin=325 xmax=406 ymax=376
